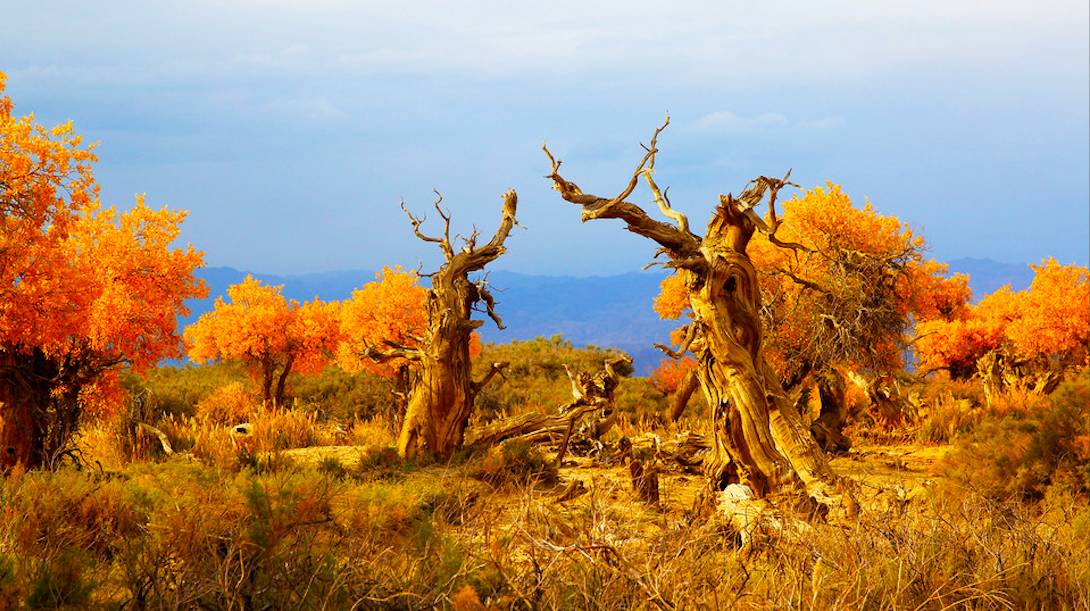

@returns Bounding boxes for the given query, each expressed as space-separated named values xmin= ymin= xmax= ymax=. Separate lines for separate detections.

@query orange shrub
xmin=193 ymin=382 xmax=259 ymax=425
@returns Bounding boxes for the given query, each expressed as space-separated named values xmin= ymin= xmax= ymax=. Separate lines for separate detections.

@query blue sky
xmin=3 ymin=1 xmax=1087 ymax=275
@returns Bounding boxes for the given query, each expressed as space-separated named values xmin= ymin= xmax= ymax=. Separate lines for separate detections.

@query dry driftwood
xmin=463 ymin=355 xmax=631 ymax=456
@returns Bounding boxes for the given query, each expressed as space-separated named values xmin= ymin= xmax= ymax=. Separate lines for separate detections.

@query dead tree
xmin=464 ymin=354 xmax=631 ymax=456
xmin=545 ymin=119 xmax=853 ymax=515
xmin=366 ymin=190 xmax=518 ymax=460
xmin=806 ymin=370 xmax=852 ymax=454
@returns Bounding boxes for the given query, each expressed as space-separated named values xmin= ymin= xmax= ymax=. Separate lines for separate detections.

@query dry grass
xmin=9 ymin=371 xmax=1088 ymax=609
xmin=3 ymin=434 xmax=1085 ymax=609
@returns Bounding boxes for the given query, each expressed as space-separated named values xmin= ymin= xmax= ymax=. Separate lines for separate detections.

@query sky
xmin=3 ymin=1 xmax=1088 ymax=276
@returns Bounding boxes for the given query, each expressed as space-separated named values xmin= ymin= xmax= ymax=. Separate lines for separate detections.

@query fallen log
xmin=463 ymin=403 xmax=600 ymax=453
xmin=462 ymin=355 xmax=631 ymax=455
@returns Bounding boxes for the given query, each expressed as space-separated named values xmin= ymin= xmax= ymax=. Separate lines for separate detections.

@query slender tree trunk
xmin=274 ymin=356 xmax=294 ymax=407
xmin=261 ymin=360 xmax=274 ymax=407
xmin=668 ymin=369 xmax=700 ymax=422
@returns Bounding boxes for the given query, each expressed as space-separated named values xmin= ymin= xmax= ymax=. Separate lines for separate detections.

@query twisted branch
xmin=655 ymin=323 xmax=698 ymax=359
xmin=544 ymin=118 xmax=701 ymax=259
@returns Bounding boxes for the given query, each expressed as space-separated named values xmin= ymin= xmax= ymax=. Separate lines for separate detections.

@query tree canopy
xmin=0 ymin=71 xmax=206 ymax=466
xmin=915 ymin=259 xmax=1089 ymax=401
xmin=184 ymin=276 xmax=340 ymax=406
xmin=652 ymin=183 xmax=970 ymax=390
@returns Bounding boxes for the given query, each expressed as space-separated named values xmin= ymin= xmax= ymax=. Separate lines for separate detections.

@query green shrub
xmin=469 ymin=439 xmax=558 ymax=487
xmin=940 ymin=369 xmax=1090 ymax=500
xmin=121 ymin=361 xmax=252 ymax=419
xmin=473 ymin=337 xmax=636 ymax=420
xmin=288 ymin=366 xmax=397 ymax=421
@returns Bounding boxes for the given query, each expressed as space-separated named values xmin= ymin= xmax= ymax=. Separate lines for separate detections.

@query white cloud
xmin=4 ymin=0 xmax=1084 ymax=87
xmin=695 ymin=112 xmax=845 ymax=132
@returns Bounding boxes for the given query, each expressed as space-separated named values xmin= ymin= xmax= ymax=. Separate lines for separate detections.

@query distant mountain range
xmin=188 ymin=258 xmax=1035 ymax=375
xmin=945 ymin=257 xmax=1035 ymax=299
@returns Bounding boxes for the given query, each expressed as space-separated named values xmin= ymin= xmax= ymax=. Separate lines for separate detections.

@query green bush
xmin=473 ymin=336 xmax=643 ymax=420
xmin=288 ymin=365 xmax=397 ymax=421
xmin=469 ymin=439 xmax=558 ymax=487
xmin=121 ymin=361 xmax=252 ymax=419
xmin=940 ymin=369 xmax=1090 ymax=500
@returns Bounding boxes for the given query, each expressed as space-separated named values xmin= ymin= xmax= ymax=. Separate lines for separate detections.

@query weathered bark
xmin=545 ymin=120 xmax=853 ymax=514
xmin=618 ymin=436 xmax=660 ymax=504
xmin=260 ymin=358 xmax=274 ymax=407
xmin=667 ymin=368 xmax=700 ymax=422
xmin=463 ymin=403 xmax=597 ymax=453
xmin=369 ymin=191 xmax=518 ymax=460
xmin=976 ymin=348 xmax=1064 ymax=407
xmin=273 ymin=355 xmax=294 ymax=407
xmin=463 ymin=355 xmax=630 ymax=455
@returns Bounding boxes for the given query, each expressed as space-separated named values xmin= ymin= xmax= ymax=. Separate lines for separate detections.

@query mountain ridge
xmin=187 ymin=258 xmax=1035 ymax=374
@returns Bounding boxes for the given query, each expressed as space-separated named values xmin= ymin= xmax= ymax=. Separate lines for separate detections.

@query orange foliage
xmin=916 ymin=259 xmax=1090 ymax=378
xmin=184 ymin=276 xmax=340 ymax=404
xmin=653 ymin=183 xmax=969 ymax=385
xmin=0 ymin=70 xmax=206 ymax=417
xmin=653 ymin=273 xmax=690 ymax=320
xmin=648 ymin=357 xmax=697 ymax=394
xmin=337 ymin=267 xmax=429 ymax=377
xmin=336 ymin=266 xmax=484 ymax=378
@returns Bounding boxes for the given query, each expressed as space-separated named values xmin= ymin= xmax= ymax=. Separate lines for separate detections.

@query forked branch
xmin=471 ymin=281 xmax=505 ymax=330
xmin=655 ymin=323 xmax=698 ymax=359
xmin=448 ymin=190 xmax=519 ymax=278
xmin=723 ymin=171 xmax=812 ymax=253
xmin=544 ymin=118 xmax=701 ymax=259
xmin=401 ymin=190 xmax=454 ymax=259
xmin=472 ymin=361 xmax=509 ymax=395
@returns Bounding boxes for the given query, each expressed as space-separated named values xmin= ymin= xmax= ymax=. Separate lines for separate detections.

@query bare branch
xmin=643 ymin=173 xmax=691 ymax=235
xmin=614 ymin=116 xmax=670 ymax=204
xmin=471 ymin=361 xmax=509 ymax=395
xmin=432 ymin=189 xmax=453 ymax=244
xmin=402 ymin=198 xmax=454 ymax=259
xmin=448 ymin=190 xmax=519 ymax=277
xmin=362 ymin=339 xmax=424 ymax=363
xmin=655 ymin=323 xmax=698 ymax=359
xmin=544 ymin=119 xmax=702 ymax=260
xmin=472 ymin=281 xmax=505 ymax=330
xmin=714 ymin=171 xmax=812 ymax=254
xmin=603 ymin=353 xmax=634 ymax=381
xmin=775 ymin=267 xmax=831 ymax=294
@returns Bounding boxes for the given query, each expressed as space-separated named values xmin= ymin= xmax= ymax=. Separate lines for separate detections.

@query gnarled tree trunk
xmin=368 ymin=191 xmax=518 ymax=460
xmin=546 ymin=119 xmax=852 ymax=514
xmin=976 ymin=348 xmax=1064 ymax=407
xmin=807 ymin=370 xmax=852 ymax=454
